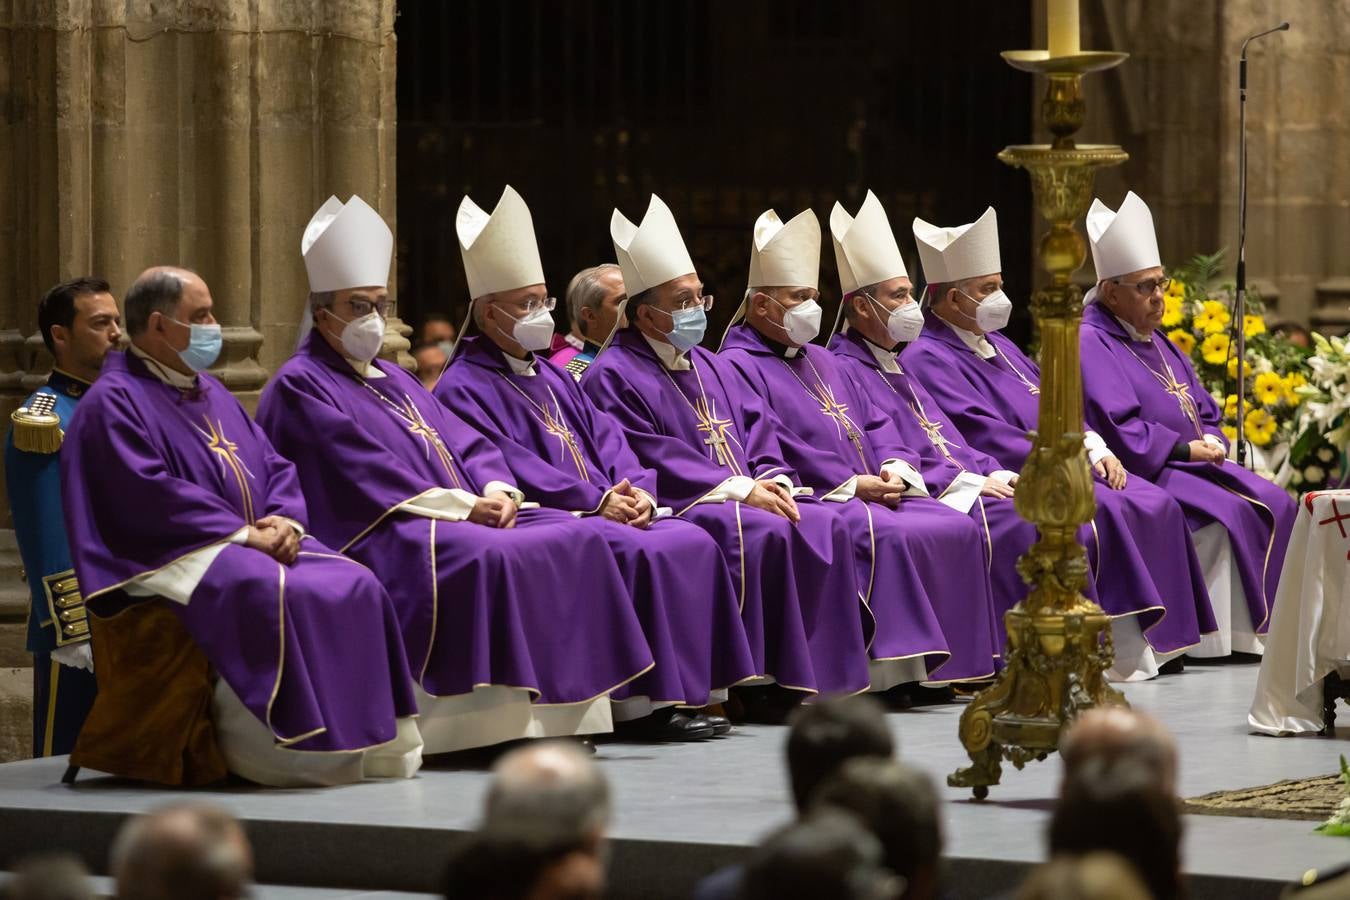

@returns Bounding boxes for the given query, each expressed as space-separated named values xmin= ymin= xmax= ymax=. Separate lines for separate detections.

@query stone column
xmin=0 ymin=0 xmax=398 ymax=500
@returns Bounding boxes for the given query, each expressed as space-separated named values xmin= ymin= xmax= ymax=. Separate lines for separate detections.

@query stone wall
xmin=1060 ymin=0 xmax=1350 ymax=327
xmin=0 ymin=0 xmax=398 ymax=762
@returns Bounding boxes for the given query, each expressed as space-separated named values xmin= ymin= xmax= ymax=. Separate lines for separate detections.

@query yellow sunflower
xmin=1244 ymin=408 xmax=1278 ymax=446
xmin=1165 ymin=279 xmax=1186 ymax=302
xmin=1284 ymin=372 xmax=1307 ymax=406
xmin=1253 ymin=371 xmax=1284 ymax=406
xmin=1227 ymin=355 xmax=1239 ymax=379
xmin=1223 ymin=394 xmax=1238 ymax=420
xmin=1201 ymin=333 xmax=1231 ymax=365
xmin=1161 ymin=295 xmax=1184 ymax=328
xmin=1222 ymin=423 xmax=1239 ymax=443
xmin=1167 ymin=328 xmax=1195 ymax=354
xmin=1194 ymin=300 xmax=1231 ymax=335
xmin=1244 ymin=314 xmax=1266 ymax=338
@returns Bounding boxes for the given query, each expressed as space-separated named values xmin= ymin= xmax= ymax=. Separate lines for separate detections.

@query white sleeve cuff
xmin=126 ymin=526 xmax=249 ymax=605
xmin=482 ymin=481 xmax=524 ymax=506
xmin=715 ymin=475 xmax=758 ymax=502
xmin=1083 ymin=431 xmax=1113 ymax=466
xmin=991 ymin=470 xmax=1017 ymax=485
xmin=399 ymin=488 xmax=480 ymax=522
xmin=938 ymin=471 xmax=986 ymax=515
xmin=51 ymin=642 xmax=93 ymax=672
xmin=823 ymin=475 xmax=860 ymax=503
xmin=1203 ymin=434 xmax=1226 ymax=449
xmin=279 ymin=516 xmax=305 ymax=537
xmin=881 ymin=459 xmax=929 ymax=497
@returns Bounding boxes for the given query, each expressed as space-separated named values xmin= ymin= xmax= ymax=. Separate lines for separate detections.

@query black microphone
xmin=1232 ymin=21 xmax=1289 ymax=469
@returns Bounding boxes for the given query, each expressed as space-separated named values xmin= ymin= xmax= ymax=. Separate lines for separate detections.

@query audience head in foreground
xmin=111 ymin=803 xmax=252 ymax=900
xmin=1049 ymin=757 xmax=1183 ymax=900
xmin=1 ymin=853 xmax=95 ymax=900
xmin=811 ymin=758 xmax=942 ymax=900
xmin=742 ymin=809 xmax=904 ymax=900
xmin=1060 ymin=706 xmax=1178 ymax=797
xmin=1016 ymin=853 xmax=1151 ymax=900
xmin=786 ymin=695 xmax=894 ymax=812
xmin=444 ymin=741 xmax=610 ymax=900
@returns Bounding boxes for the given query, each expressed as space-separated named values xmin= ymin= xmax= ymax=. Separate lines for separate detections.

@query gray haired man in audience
xmin=111 ymin=803 xmax=252 ymax=900
xmin=548 ymin=264 xmax=627 ymax=380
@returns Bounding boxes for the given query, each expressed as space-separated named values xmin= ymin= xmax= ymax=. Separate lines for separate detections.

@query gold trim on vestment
xmin=1213 ymin=479 xmax=1277 ymax=633
xmin=82 ymin=533 xmax=241 ymax=603
xmin=734 ymin=502 xmax=747 ymax=614
xmin=340 ymin=487 xmax=453 ymax=553
xmin=42 ymin=662 xmax=59 ymax=757
xmin=421 ymin=519 xmax=439 ymax=685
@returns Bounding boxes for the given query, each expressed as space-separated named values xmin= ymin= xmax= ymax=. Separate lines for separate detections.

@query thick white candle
xmin=1048 ymin=0 xmax=1080 ymax=57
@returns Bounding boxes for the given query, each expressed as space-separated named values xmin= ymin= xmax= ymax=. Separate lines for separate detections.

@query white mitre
xmin=610 ymin=195 xmax=696 ymax=297
xmin=912 ymin=207 xmax=1001 ymax=285
xmin=748 ymin=209 xmax=820 ymax=290
xmin=829 ymin=191 xmax=908 ymax=295
xmin=1087 ymin=191 xmax=1161 ymax=281
xmin=302 ymin=195 xmax=393 ymax=292
xmin=456 ymin=185 xmax=546 ymax=299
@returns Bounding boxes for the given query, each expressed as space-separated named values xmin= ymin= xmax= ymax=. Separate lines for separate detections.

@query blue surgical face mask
xmin=170 ymin=319 xmax=222 ymax=371
xmin=660 ymin=306 xmax=707 ymax=353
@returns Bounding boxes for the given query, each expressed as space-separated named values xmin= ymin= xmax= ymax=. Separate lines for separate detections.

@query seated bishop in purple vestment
xmin=903 ymin=206 xmax=1218 ymax=680
xmin=432 ymin=187 xmax=756 ymax=742
xmin=901 ymin=287 xmax=1217 ymax=680
xmin=62 ymin=268 xmax=422 ymax=787
xmin=257 ymin=195 xmax=655 ymax=754
xmin=1079 ymin=192 xmax=1294 ymax=656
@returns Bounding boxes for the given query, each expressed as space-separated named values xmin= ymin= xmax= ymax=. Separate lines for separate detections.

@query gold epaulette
xmin=43 ymin=569 xmax=89 ymax=646
xmin=11 ymin=393 xmax=63 ymax=454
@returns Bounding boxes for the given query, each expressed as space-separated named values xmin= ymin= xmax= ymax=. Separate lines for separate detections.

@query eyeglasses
xmin=509 ymin=296 xmax=557 ymax=315
xmin=345 ymin=298 xmax=394 ymax=318
xmin=1112 ymin=276 xmax=1171 ymax=297
xmin=674 ymin=294 xmax=714 ymax=312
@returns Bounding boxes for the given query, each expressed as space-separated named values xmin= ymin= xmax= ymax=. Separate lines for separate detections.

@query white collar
xmin=947 ymin=321 xmax=996 ymax=360
xmin=564 ymin=332 xmax=585 ymax=351
xmin=129 ymin=344 xmax=198 ymax=389
xmin=642 ymin=332 xmax=691 ymax=371
xmin=343 ymin=356 xmax=387 ymax=379
xmin=784 ymin=345 xmax=800 ymax=359
xmin=504 ymin=352 xmax=537 ymax=377
xmin=1115 ymin=315 xmax=1155 ymax=343
xmin=865 ymin=338 xmax=903 ymax=375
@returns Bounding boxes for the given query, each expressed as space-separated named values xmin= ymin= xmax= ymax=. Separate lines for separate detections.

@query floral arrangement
xmin=1160 ymin=251 xmax=1340 ymax=493
xmin=1317 ymin=754 xmax=1350 ymax=837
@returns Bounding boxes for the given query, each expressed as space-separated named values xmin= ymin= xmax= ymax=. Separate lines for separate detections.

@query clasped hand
xmin=245 ymin=515 xmax=301 ymax=565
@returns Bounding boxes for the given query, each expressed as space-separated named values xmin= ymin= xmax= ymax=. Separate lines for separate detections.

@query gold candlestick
xmin=948 ymin=50 xmax=1131 ymax=800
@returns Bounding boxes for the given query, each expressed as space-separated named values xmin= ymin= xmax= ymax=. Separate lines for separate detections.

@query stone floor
xmin=1 ymin=662 xmax=1347 ymax=899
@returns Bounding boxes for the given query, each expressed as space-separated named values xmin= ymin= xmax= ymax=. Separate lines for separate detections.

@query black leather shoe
xmin=614 ymin=709 xmax=715 ymax=742
xmin=733 ymin=685 xmax=804 ymax=724
xmin=691 ymin=712 xmax=732 ymax=736
xmin=1158 ymin=656 xmax=1185 ymax=675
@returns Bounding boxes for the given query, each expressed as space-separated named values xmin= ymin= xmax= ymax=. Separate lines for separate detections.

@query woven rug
xmin=1184 ymin=773 xmax=1341 ymax=821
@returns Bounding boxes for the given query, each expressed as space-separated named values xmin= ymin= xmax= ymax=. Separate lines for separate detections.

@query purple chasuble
xmin=580 ymin=327 xmax=872 ymax=696
xmin=1080 ymin=301 xmax=1294 ymax=632
xmin=719 ymin=324 xmax=1001 ymax=682
xmin=61 ymin=351 xmax=416 ymax=753
xmin=828 ymin=328 xmax=1049 ymax=642
xmin=256 ymin=332 xmax=654 ymax=707
xmin=901 ymin=313 xmax=1216 ymax=653
xmin=435 ymin=336 xmax=756 ymax=707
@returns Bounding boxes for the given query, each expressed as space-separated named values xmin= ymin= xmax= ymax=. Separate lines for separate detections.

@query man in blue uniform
xmin=5 ymin=277 xmax=122 ymax=756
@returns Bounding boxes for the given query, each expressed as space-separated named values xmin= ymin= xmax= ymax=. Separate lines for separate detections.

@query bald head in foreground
xmin=112 ymin=803 xmax=252 ymax=900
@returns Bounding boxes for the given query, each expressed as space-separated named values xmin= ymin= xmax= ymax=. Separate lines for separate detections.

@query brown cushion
xmin=71 ymin=596 xmax=227 ymax=786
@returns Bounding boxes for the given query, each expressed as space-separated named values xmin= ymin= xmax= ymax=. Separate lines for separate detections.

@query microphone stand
xmin=1233 ymin=21 xmax=1289 ymax=469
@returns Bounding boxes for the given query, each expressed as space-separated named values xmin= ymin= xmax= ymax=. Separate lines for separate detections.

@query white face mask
xmin=768 ymin=295 xmax=822 ymax=346
xmin=960 ymin=288 xmax=1013 ymax=333
xmin=868 ymin=294 xmax=925 ymax=345
xmin=328 ymin=309 xmax=385 ymax=362
xmin=497 ymin=306 xmax=556 ymax=353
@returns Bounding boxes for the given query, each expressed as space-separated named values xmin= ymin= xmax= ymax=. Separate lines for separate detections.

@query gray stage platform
xmin=1 ymin=663 xmax=1348 ymax=899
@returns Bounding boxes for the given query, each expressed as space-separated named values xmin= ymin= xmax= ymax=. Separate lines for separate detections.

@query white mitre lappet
xmin=829 ymin=190 xmax=907 ymax=296
xmin=1085 ymin=191 xmax=1162 ymax=303
xmin=456 ymin=185 xmax=546 ymax=300
xmin=298 ymin=194 xmax=394 ymax=345
xmin=748 ymin=208 xmax=820 ymax=290
xmin=912 ymin=207 xmax=1001 ymax=290
xmin=610 ymin=195 xmax=696 ymax=297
